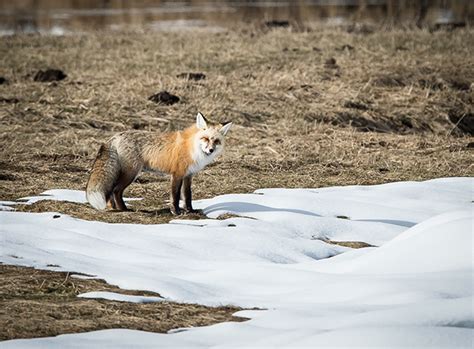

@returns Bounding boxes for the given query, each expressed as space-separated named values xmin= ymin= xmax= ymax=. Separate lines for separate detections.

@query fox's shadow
xmin=203 ymin=202 xmax=321 ymax=217
xmin=136 ymin=208 xmax=206 ymax=220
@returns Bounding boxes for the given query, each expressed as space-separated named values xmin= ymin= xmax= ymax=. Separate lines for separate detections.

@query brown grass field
xmin=0 ymin=24 xmax=473 ymax=339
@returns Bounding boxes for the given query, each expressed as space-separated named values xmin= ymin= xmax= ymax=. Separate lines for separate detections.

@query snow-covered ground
xmin=78 ymin=291 xmax=164 ymax=303
xmin=0 ymin=177 xmax=472 ymax=348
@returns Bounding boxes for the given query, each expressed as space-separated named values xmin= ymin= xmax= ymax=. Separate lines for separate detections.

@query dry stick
xmin=60 ymin=272 xmax=70 ymax=287
xmin=39 ymin=279 xmax=46 ymax=290
xmin=424 ymin=88 xmax=431 ymax=99
xmin=265 ymin=146 xmax=279 ymax=155
xmin=449 ymin=113 xmax=467 ymax=136
xmin=354 ymin=79 xmax=371 ymax=99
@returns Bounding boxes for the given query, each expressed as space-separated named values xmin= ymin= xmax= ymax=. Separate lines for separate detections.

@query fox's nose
xmin=209 ymin=148 xmax=214 ymax=153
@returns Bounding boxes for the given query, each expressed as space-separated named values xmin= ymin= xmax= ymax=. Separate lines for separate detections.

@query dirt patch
xmin=0 ymin=264 xmax=246 ymax=341
xmin=310 ymin=111 xmax=393 ymax=133
xmin=315 ymin=238 xmax=375 ymax=249
xmin=177 ymin=72 xmax=206 ymax=81
xmin=333 ymin=111 xmax=391 ymax=132
xmin=372 ymin=74 xmax=406 ymax=87
xmin=328 ymin=240 xmax=375 ymax=249
xmin=33 ymin=69 xmax=67 ymax=82
xmin=447 ymin=78 xmax=471 ymax=91
xmin=265 ymin=20 xmax=290 ymax=29
xmin=324 ymin=57 xmax=339 ymax=69
xmin=0 ymin=97 xmax=19 ymax=104
xmin=432 ymin=22 xmax=466 ymax=31
xmin=148 ymin=91 xmax=180 ymax=105
xmin=0 ymin=172 xmax=16 ymax=181
xmin=418 ymin=75 xmax=471 ymax=91
xmin=343 ymin=100 xmax=370 ymax=111
xmin=448 ymin=112 xmax=474 ymax=136
xmin=216 ymin=213 xmax=257 ymax=221
xmin=306 ymin=110 xmax=437 ymax=134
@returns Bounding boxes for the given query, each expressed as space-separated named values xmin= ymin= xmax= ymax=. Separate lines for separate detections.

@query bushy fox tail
xmin=86 ymin=144 xmax=120 ymax=210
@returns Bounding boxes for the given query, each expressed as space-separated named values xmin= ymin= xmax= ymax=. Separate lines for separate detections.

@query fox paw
xmin=170 ymin=207 xmax=182 ymax=216
xmin=184 ymin=208 xmax=204 ymax=216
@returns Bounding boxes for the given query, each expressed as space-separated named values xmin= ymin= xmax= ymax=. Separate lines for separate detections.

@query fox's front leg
xmin=181 ymin=176 xmax=196 ymax=213
xmin=170 ymin=175 xmax=183 ymax=215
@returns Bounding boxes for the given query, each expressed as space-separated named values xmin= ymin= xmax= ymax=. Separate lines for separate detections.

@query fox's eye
xmin=214 ymin=139 xmax=221 ymax=145
xmin=201 ymin=137 xmax=209 ymax=143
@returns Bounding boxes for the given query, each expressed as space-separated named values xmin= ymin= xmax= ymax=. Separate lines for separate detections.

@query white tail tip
xmin=87 ymin=191 xmax=107 ymax=210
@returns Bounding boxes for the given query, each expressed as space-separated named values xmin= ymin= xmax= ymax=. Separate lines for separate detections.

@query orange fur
xmin=144 ymin=125 xmax=197 ymax=177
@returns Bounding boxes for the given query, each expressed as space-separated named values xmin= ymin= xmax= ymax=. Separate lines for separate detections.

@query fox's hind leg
xmin=106 ymin=194 xmax=117 ymax=210
xmin=112 ymin=170 xmax=138 ymax=211
xmin=113 ymin=189 xmax=128 ymax=211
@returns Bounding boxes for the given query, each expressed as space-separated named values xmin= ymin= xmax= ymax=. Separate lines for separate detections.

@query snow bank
xmin=1 ymin=177 xmax=472 ymax=348
xmin=18 ymin=189 xmax=141 ymax=205
xmin=78 ymin=292 xmax=163 ymax=303
xmin=19 ymin=189 xmax=87 ymax=204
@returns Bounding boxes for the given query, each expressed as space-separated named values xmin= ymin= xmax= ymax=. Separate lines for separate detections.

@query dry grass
xmin=1 ymin=26 xmax=473 ymax=224
xmin=0 ymin=264 xmax=246 ymax=340
xmin=315 ymin=237 xmax=375 ymax=249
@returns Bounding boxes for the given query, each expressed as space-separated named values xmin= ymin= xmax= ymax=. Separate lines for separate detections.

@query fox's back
xmin=108 ymin=128 xmax=196 ymax=177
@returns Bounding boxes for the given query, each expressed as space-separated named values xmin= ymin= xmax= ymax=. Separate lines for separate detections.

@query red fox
xmin=86 ymin=113 xmax=232 ymax=215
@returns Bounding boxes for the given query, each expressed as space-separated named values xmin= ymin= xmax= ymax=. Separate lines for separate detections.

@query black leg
xmin=170 ymin=175 xmax=183 ymax=215
xmin=181 ymin=176 xmax=195 ymax=213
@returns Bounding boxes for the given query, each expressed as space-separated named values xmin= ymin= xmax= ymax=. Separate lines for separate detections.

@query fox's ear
xmin=196 ymin=112 xmax=208 ymax=129
xmin=219 ymin=121 xmax=233 ymax=136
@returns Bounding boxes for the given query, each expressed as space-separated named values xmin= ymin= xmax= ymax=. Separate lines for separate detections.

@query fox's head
xmin=195 ymin=112 xmax=232 ymax=157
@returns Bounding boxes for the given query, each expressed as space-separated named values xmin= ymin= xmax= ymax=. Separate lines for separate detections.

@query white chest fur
xmin=186 ymin=138 xmax=222 ymax=176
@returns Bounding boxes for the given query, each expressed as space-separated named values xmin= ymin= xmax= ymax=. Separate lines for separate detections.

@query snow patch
xmin=1 ymin=177 xmax=473 ymax=348
xmin=20 ymin=189 xmax=88 ymax=204
xmin=78 ymin=291 xmax=163 ymax=303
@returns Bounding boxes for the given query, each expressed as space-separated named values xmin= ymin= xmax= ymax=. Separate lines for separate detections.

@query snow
xmin=18 ymin=189 xmax=141 ymax=205
xmin=19 ymin=189 xmax=87 ymax=204
xmin=0 ymin=177 xmax=473 ymax=348
xmin=0 ymin=201 xmax=16 ymax=211
xmin=78 ymin=291 xmax=163 ymax=303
